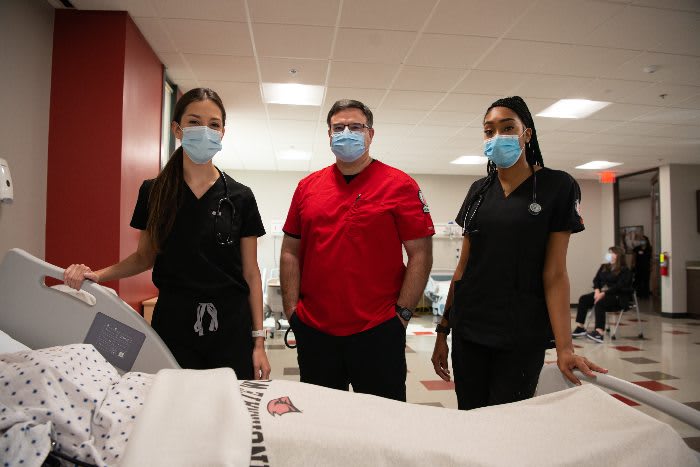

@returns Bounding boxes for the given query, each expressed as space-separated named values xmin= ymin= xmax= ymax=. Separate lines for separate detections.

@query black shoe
xmin=586 ymin=330 xmax=604 ymax=343
xmin=572 ymin=326 xmax=586 ymax=338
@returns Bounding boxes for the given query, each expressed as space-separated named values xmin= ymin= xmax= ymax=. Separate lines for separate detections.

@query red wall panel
xmin=47 ymin=10 xmax=125 ymax=286
xmin=118 ymin=16 xmax=162 ymax=309
xmin=47 ymin=10 xmax=162 ymax=311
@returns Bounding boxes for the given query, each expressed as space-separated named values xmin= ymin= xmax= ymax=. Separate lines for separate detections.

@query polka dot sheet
xmin=1 ymin=344 xmax=153 ymax=467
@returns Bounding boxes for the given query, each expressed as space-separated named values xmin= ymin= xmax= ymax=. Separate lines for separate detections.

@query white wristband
xmin=252 ymin=329 xmax=266 ymax=339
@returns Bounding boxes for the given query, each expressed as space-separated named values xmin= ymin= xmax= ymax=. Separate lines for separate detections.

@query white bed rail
xmin=536 ymin=363 xmax=700 ymax=431
xmin=0 ymin=248 xmax=179 ymax=373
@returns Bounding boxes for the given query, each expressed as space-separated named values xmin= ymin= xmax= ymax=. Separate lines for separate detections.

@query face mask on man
xmin=330 ymin=128 xmax=365 ymax=162
xmin=483 ymin=131 xmax=526 ymax=168
xmin=180 ymin=125 xmax=223 ymax=164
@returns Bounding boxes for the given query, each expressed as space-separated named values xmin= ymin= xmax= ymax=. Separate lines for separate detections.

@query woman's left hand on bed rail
xmin=557 ymin=351 xmax=607 ymax=386
xmin=64 ymin=263 xmax=99 ymax=290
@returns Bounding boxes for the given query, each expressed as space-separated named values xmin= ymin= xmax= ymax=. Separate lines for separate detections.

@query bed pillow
xmin=0 ymin=328 xmax=30 ymax=353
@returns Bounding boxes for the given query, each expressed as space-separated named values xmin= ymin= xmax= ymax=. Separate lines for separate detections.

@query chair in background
xmin=584 ymin=291 xmax=644 ymax=340
xmin=608 ymin=291 xmax=644 ymax=340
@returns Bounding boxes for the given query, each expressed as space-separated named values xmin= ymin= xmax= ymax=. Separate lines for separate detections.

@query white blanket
xmin=125 ymin=373 xmax=698 ymax=467
xmin=3 ymin=346 xmax=698 ymax=467
xmin=120 ymin=368 xmax=252 ymax=467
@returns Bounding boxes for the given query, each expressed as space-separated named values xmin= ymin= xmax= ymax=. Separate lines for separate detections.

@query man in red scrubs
xmin=280 ymin=99 xmax=434 ymax=401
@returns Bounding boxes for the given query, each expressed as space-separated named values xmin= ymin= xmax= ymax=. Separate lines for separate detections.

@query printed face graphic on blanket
xmin=267 ymin=396 xmax=301 ymax=417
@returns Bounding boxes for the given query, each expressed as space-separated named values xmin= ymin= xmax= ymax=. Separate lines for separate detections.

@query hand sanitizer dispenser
xmin=0 ymin=158 xmax=13 ymax=203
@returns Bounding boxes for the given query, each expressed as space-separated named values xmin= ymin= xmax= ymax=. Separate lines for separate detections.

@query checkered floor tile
xmin=632 ymin=380 xmax=678 ymax=391
xmin=420 ymin=380 xmax=455 ymax=391
xmin=634 ymin=371 xmax=678 ymax=380
xmin=611 ymin=393 xmax=640 ymax=406
xmin=620 ymin=357 xmax=659 ymax=364
xmin=611 ymin=345 xmax=642 ymax=351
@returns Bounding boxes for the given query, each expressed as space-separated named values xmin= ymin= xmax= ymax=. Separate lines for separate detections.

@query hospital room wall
xmin=45 ymin=10 xmax=162 ymax=310
xmin=231 ymin=170 xmax=610 ymax=301
xmin=0 ymin=0 xmax=55 ymax=260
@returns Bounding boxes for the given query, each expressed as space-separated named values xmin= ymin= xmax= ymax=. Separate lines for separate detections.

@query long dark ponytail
xmin=146 ymin=88 xmax=226 ymax=252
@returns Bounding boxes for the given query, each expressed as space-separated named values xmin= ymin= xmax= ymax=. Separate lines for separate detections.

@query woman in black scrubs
xmin=64 ymin=88 xmax=271 ymax=380
xmin=572 ymin=245 xmax=633 ymax=343
xmin=431 ymin=96 xmax=606 ymax=410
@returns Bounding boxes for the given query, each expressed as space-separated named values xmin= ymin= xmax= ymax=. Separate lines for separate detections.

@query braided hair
xmin=485 ymin=96 xmax=544 ymax=176
xmin=462 ymin=96 xmax=544 ymax=233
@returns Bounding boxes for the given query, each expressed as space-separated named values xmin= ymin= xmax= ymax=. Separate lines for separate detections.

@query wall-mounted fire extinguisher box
xmin=660 ymin=252 xmax=670 ymax=277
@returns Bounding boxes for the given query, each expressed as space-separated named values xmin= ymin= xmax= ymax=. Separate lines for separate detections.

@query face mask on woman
xmin=180 ymin=125 xmax=223 ymax=164
xmin=483 ymin=130 xmax=526 ymax=168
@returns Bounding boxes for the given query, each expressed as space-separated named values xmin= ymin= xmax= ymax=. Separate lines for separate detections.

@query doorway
xmin=615 ymin=169 xmax=660 ymax=314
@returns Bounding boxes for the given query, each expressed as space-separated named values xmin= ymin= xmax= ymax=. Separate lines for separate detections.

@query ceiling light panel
xmin=575 ymin=161 xmax=622 ymax=170
xmin=262 ymin=83 xmax=325 ymax=106
xmin=451 ymin=155 xmax=488 ymax=165
xmin=537 ymin=99 xmax=611 ymax=119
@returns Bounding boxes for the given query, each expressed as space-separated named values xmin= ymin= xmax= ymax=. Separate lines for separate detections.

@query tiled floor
xmin=263 ymin=301 xmax=700 ymax=452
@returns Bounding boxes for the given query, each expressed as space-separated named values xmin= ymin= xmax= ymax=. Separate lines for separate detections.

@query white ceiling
xmin=69 ymin=0 xmax=700 ymax=177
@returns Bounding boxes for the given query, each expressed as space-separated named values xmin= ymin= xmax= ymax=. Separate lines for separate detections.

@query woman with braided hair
xmin=430 ymin=96 xmax=606 ymax=410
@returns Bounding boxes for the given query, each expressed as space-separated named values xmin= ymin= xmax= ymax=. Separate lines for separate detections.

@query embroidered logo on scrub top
xmin=418 ymin=190 xmax=430 ymax=213
xmin=267 ymin=396 xmax=302 ymax=417
xmin=575 ymin=199 xmax=584 ymax=225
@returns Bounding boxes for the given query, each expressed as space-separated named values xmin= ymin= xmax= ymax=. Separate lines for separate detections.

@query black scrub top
xmin=130 ymin=173 xmax=265 ymax=296
xmin=454 ymin=167 xmax=584 ymax=350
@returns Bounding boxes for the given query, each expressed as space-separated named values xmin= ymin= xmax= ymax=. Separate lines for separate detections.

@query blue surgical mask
xmin=330 ymin=129 xmax=366 ymax=162
xmin=180 ymin=125 xmax=222 ymax=164
xmin=605 ymin=253 xmax=614 ymax=264
xmin=483 ymin=133 xmax=524 ymax=168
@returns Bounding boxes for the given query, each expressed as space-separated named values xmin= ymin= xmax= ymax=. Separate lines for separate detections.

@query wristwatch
xmin=251 ymin=329 xmax=266 ymax=339
xmin=435 ymin=323 xmax=451 ymax=336
xmin=395 ymin=304 xmax=413 ymax=322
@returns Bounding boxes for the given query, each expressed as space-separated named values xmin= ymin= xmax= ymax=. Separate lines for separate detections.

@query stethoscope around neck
xmin=462 ymin=164 xmax=541 ymax=236
xmin=212 ymin=166 xmax=236 ymax=245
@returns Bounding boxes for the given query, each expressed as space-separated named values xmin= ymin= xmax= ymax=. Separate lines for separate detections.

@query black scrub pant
xmin=151 ymin=288 xmax=254 ymax=379
xmin=289 ymin=313 xmax=407 ymax=402
xmin=575 ymin=292 xmax=622 ymax=330
xmin=451 ymin=336 xmax=545 ymax=410
xmin=634 ymin=265 xmax=650 ymax=298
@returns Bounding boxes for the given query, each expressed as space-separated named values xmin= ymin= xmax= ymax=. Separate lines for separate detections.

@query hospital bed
xmin=424 ymin=269 xmax=454 ymax=316
xmin=1 ymin=248 xmax=699 ymax=467
xmin=0 ymin=248 xmax=178 ymax=373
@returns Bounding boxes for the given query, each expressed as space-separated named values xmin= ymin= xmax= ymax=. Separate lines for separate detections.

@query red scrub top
xmin=283 ymin=160 xmax=435 ymax=336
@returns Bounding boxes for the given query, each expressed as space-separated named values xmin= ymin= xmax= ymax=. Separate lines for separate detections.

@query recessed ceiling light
xmin=537 ymin=99 xmax=611 ymax=119
xmin=450 ymin=155 xmax=488 ymax=165
xmin=278 ymin=148 xmax=311 ymax=160
xmin=575 ymin=161 xmax=622 ymax=170
xmin=262 ymin=83 xmax=325 ymax=106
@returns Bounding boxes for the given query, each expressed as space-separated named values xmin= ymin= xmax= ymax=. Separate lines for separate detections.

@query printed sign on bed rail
xmin=83 ymin=312 xmax=145 ymax=372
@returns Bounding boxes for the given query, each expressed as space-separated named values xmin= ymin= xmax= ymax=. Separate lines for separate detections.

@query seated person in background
xmin=572 ymin=246 xmax=632 ymax=343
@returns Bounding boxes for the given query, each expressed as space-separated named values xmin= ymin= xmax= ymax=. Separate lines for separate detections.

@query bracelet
xmin=251 ymin=329 xmax=266 ymax=339
xmin=435 ymin=323 xmax=451 ymax=336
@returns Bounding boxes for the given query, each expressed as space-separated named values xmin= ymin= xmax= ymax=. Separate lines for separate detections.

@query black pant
xmin=152 ymin=289 xmax=254 ymax=379
xmin=451 ymin=336 xmax=544 ymax=410
xmin=634 ymin=267 xmax=650 ymax=298
xmin=575 ymin=292 xmax=621 ymax=330
xmin=290 ymin=313 xmax=407 ymax=402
